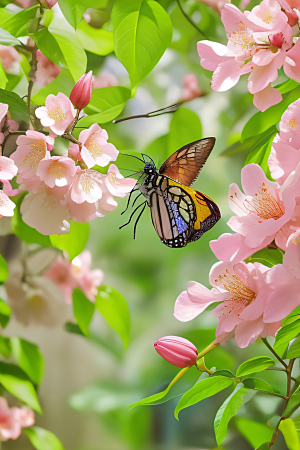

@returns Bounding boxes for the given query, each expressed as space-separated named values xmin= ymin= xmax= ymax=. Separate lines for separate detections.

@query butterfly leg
xmin=119 ymin=201 xmax=147 ymax=230
xmin=121 ymin=188 xmax=140 ymax=215
xmin=133 ymin=202 xmax=147 ymax=239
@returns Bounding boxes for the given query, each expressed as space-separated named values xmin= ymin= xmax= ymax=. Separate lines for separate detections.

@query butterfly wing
xmin=187 ymin=191 xmax=221 ymax=243
xmin=159 ymin=138 xmax=216 ymax=187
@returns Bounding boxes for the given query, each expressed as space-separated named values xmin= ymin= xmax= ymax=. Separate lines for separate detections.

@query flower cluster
xmin=173 ymin=97 xmax=300 ymax=348
xmin=8 ymin=73 xmax=136 ymax=235
xmin=0 ymin=398 xmax=34 ymax=442
xmin=197 ymin=0 xmax=300 ymax=111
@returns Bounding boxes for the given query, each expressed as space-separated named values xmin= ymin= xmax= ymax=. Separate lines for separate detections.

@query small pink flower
xmin=72 ymin=250 xmax=103 ymax=302
xmin=0 ymin=398 xmax=34 ymax=442
xmin=264 ymin=229 xmax=300 ymax=322
xmin=0 ymin=45 xmax=21 ymax=74
xmin=70 ymin=71 xmax=93 ymax=111
xmin=65 ymin=169 xmax=104 ymax=204
xmin=44 ymin=255 xmax=78 ymax=304
xmin=78 ymin=124 xmax=119 ymax=169
xmin=279 ymin=97 xmax=300 ymax=149
xmin=35 ymin=93 xmax=76 ymax=136
xmin=36 ymin=156 xmax=78 ymax=188
xmin=0 ymin=156 xmax=17 ymax=180
xmin=154 ymin=336 xmax=198 ymax=368
xmin=104 ymin=164 xmax=137 ymax=198
xmin=35 ymin=50 xmax=61 ymax=88
xmin=0 ymin=189 xmax=16 ymax=218
xmin=93 ymin=73 xmax=118 ymax=89
xmin=196 ymin=0 xmax=229 ymax=13
xmin=181 ymin=74 xmax=202 ymax=101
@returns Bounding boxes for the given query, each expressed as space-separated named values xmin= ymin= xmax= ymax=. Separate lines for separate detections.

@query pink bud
xmin=70 ymin=71 xmax=93 ymax=111
xmin=285 ymin=9 xmax=299 ymax=26
xmin=44 ymin=0 xmax=57 ymax=7
xmin=154 ymin=336 xmax=198 ymax=368
xmin=268 ymin=32 xmax=285 ymax=48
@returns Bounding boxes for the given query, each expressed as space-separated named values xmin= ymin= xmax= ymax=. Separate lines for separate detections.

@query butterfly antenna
xmin=120 ymin=154 xmax=144 ymax=163
xmin=123 ymin=171 xmax=143 ymax=179
xmin=133 ymin=202 xmax=147 ymax=239
xmin=119 ymin=201 xmax=147 ymax=229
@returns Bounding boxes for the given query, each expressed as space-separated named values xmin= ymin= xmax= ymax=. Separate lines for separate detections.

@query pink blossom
xmin=78 ymin=124 xmax=119 ymax=169
xmin=36 ymin=156 xmax=78 ymax=188
xmin=197 ymin=0 xmax=300 ymax=111
xmin=35 ymin=50 xmax=61 ymax=88
xmin=44 ymin=255 xmax=78 ymax=304
xmin=35 ymin=93 xmax=76 ymax=136
xmin=64 ymin=169 xmax=105 ymax=204
xmin=0 ymin=45 xmax=21 ymax=74
xmin=278 ymin=0 xmax=300 ymax=26
xmin=70 ymin=71 xmax=93 ymax=111
xmin=264 ymin=229 xmax=300 ymax=322
xmin=0 ymin=398 xmax=34 ymax=442
xmin=93 ymin=73 xmax=118 ymax=89
xmin=103 ymin=164 xmax=137 ymax=198
xmin=0 ymin=180 xmax=17 ymax=218
xmin=181 ymin=74 xmax=202 ymax=101
xmin=44 ymin=0 xmax=58 ymax=8
xmin=196 ymin=0 xmax=229 ymax=13
xmin=279 ymin=97 xmax=300 ymax=149
xmin=174 ymin=261 xmax=281 ymax=348
xmin=154 ymin=336 xmax=198 ymax=368
xmin=0 ymin=103 xmax=19 ymax=145
xmin=0 ymin=156 xmax=17 ymax=180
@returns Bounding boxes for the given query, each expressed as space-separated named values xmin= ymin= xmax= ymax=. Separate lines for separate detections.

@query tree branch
xmin=261 ymin=338 xmax=288 ymax=369
xmin=27 ymin=45 xmax=38 ymax=129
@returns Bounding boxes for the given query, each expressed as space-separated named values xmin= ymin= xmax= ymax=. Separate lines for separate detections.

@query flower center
xmin=79 ymin=172 xmax=93 ymax=194
xmin=263 ymin=12 xmax=274 ymax=23
xmin=41 ymin=191 xmax=60 ymax=210
xmin=245 ymin=183 xmax=285 ymax=220
xmin=0 ymin=190 xmax=9 ymax=208
xmin=21 ymin=140 xmax=47 ymax=168
xmin=48 ymin=108 xmax=66 ymax=122
xmin=108 ymin=172 xmax=117 ymax=184
xmin=85 ymin=136 xmax=103 ymax=159
xmin=289 ymin=119 xmax=296 ymax=127
xmin=215 ymin=269 xmax=257 ymax=313
xmin=228 ymin=30 xmax=255 ymax=49
xmin=48 ymin=161 xmax=64 ymax=179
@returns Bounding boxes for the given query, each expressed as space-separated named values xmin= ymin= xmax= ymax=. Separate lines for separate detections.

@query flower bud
xmin=70 ymin=71 xmax=93 ymax=111
xmin=154 ymin=336 xmax=198 ymax=368
xmin=268 ymin=32 xmax=285 ymax=48
xmin=285 ymin=9 xmax=299 ymax=27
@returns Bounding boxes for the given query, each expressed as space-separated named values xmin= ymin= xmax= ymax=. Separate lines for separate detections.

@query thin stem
xmin=261 ymin=338 xmax=288 ymax=369
xmin=8 ymin=131 xmax=27 ymax=135
xmin=177 ymin=0 xmax=208 ymax=40
xmin=113 ymin=102 xmax=183 ymax=124
xmin=27 ymin=45 xmax=38 ymax=129
xmin=266 ymin=366 xmax=299 ymax=384
xmin=62 ymin=133 xmax=81 ymax=146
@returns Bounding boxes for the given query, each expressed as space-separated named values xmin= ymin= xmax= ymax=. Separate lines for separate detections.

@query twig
xmin=261 ymin=338 xmax=288 ymax=369
xmin=27 ymin=45 xmax=38 ymax=129
xmin=177 ymin=0 xmax=208 ymax=40
xmin=62 ymin=132 xmax=81 ymax=146
xmin=113 ymin=102 xmax=183 ymax=124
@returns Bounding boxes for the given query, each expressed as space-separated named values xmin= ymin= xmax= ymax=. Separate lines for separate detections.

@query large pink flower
xmin=174 ymin=260 xmax=281 ymax=348
xmin=0 ymin=397 xmax=34 ymax=442
xmin=35 ymin=50 xmax=61 ymax=88
xmin=35 ymin=93 xmax=76 ymax=136
xmin=64 ymin=168 xmax=105 ymax=204
xmin=36 ymin=156 xmax=78 ymax=188
xmin=103 ymin=164 xmax=137 ymax=198
xmin=197 ymin=0 xmax=300 ymax=111
xmin=264 ymin=229 xmax=300 ymax=322
xmin=77 ymin=124 xmax=119 ymax=169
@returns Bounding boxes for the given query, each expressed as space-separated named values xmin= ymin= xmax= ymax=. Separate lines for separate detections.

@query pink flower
xmin=196 ymin=0 xmax=229 ymax=13
xmin=154 ymin=336 xmax=198 ymax=368
xmin=65 ymin=169 xmax=105 ymax=204
xmin=0 ymin=182 xmax=17 ymax=218
xmin=0 ymin=45 xmax=21 ymax=74
xmin=77 ymin=124 xmax=119 ymax=169
xmin=103 ymin=164 xmax=137 ymax=198
xmin=0 ymin=398 xmax=34 ymax=442
xmin=70 ymin=71 xmax=93 ymax=111
xmin=36 ymin=156 xmax=78 ymax=188
xmin=278 ymin=0 xmax=300 ymax=26
xmin=197 ymin=0 xmax=300 ymax=111
xmin=264 ymin=229 xmax=300 ymax=322
xmin=35 ymin=50 xmax=61 ymax=88
xmin=174 ymin=261 xmax=281 ymax=348
xmin=0 ymin=156 xmax=17 ymax=181
xmin=93 ymin=73 xmax=118 ymax=89
xmin=181 ymin=74 xmax=202 ymax=101
xmin=44 ymin=0 xmax=58 ymax=7
xmin=44 ymin=255 xmax=78 ymax=304
xmin=279 ymin=97 xmax=300 ymax=149
xmin=35 ymin=93 xmax=76 ymax=136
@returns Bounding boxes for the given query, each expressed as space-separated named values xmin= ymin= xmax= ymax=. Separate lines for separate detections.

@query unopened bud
xmin=70 ymin=71 xmax=93 ymax=111
xmin=269 ymin=32 xmax=285 ymax=48
xmin=154 ymin=336 xmax=198 ymax=368
xmin=286 ymin=8 xmax=299 ymax=26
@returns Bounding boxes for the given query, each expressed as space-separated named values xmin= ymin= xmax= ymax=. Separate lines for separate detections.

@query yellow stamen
xmin=85 ymin=136 xmax=103 ymax=159
xmin=109 ymin=172 xmax=117 ymax=184
xmin=289 ymin=119 xmax=296 ymax=127
xmin=48 ymin=108 xmax=66 ymax=122
xmin=21 ymin=140 xmax=47 ymax=168
xmin=263 ymin=12 xmax=274 ymax=23
xmin=48 ymin=161 xmax=64 ymax=179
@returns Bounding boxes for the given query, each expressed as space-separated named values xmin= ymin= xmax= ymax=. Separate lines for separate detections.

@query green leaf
xmin=279 ymin=418 xmax=300 ymax=450
xmin=76 ymin=20 xmax=114 ymax=55
xmin=255 ymin=443 xmax=270 ymax=450
xmin=112 ymin=0 xmax=172 ymax=89
xmin=0 ymin=62 xmax=7 ymax=89
xmin=287 ymin=336 xmax=300 ymax=359
xmin=276 ymin=79 xmax=300 ymax=94
xmin=0 ymin=335 xmax=11 ymax=358
xmin=244 ymin=130 xmax=277 ymax=179
xmin=242 ymin=87 xmax=300 ymax=141
xmin=72 ymin=288 xmax=95 ymax=336
xmin=236 ymin=357 xmax=275 ymax=378
xmin=25 ymin=426 xmax=65 ymax=450
xmin=0 ymin=362 xmax=42 ymax=412
xmin=79 ymin=86 xmax=131 ymax=127
xmin=292 ymin=415 xmax=300 ymax=440
xmin=274 ymin=319 xmax=300 ymax=357
xmin=168 ymin=108 xmax=202 ymax=155
xmin=58 ymin=0 xmax=86 ymax=28
xmin=0 ymin=254 xmax=8 ymax=283
xmin=50 ymin=32 xmax=86 ymax=81
xmin=0 ymin=27 xmax=21 ymax=45
xmin=11 ymin=192 xmax=51 ymax=246
xmin=11 ymin=337 xmax=45 ymax=385
xmin=50 ymin=221 xmax=89 ymax=261
xmin=221 ymin=126 xmax=277 ymax=157
xmin=0 ymin=88 xmax=29 ymax=123
xmin=64 ymin=321 xmax=85 ymax=336
xmin=95 ymin=286 xmax=130 ymax=348
xmin=245 ymin=247 xmax=283 ymax=268
xmin=214 ymin=383 xmax=256 ymax=445
xmin=242 ymin=378 xmax=276 ymax=394
xmin=0 ymin=298 xmax=11 ymax=328
xmin=285 ymin=386 xmax=300 ymax=416
xmin=32 ymin=68 xmax=74 ymax=105
xmin=235 ymin=417 xmax=273 ymax=449
xmin=174 ymin=376 xmax=234 ymax=420
xmin=31 ymin=28 xmax=64 ymax=67
xmin=1 ymin=5 xmax=39 ymax=38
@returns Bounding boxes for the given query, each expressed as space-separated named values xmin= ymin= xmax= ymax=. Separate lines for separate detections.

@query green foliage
xmin=50 ymin=222 xmax=89 ymax=261
xmin=31 ymin=28 xmax=64 ymax=66
xmin=72 ymin=288 xmax=95 ymax=336
xmin=0 ymin=27 xmax=21 ymax=45
xmin=11 ymin=337 xmax=45 ymax=385
xmin=244 ymin=130 xmax=277 ymax=179
xmin=0 ymin=62 xmax=7 ymax=88
xmin=58 ymin=0 xmax=86 ymax=29
xmin=286 ymin=336 xmax=300 ymax=359
xmin=174 ymin=376 xmax=234 ymax=420
xmin=32 ymin=68 xmax=74 ymax=104
xmin=111 ymin=0 xmax=172 ymax=89
xmin=236 ymin=356 xmax=275 ymax=377
xmin=0 ymin=253 xmax=8 ymax=283
xmin=25 ymin=426 xmax=65 ymax=450
xmin=168 ymin=108 xmax=202 ymax=154
xmin=273 ymin=318 xmax=300 ymax=357
xmin=1 ymin=5 xmax=39 ymax=38
xmin=96 ymin=286 xmax=130 ymax=348
xmin=214 ymin=383 xmax=255 ymax=445
xmin=285 ymin=386 xmax=300 ymax=416
xmin=242 ymin=378 xmax=276 ymax=395
xmin=0 ymin=298 xmax=11 ymax=328
xmin=279 ymin=418 xmax=300 ymax=450
xmin=76 ymin=20 xmax=114 ymax=55
xmin=0 ymin=335 xmax=11 ymax=358
xmin=245 ymin=248 xmax=283 ymax=268
xmin=235 ymin=417 xmax=273 ymax=449
xmin=0 ymin=88 xmax=29 ymax=123
xmin=0 ymin=362 xmax=42 ymax=412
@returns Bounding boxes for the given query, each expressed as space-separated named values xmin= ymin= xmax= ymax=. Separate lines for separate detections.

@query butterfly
xmin=121 ymin=138 xmax=221 ymax=248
